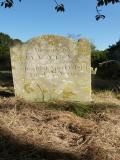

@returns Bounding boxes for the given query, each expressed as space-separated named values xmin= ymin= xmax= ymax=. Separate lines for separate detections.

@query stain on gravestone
xmin=10 ymin=35 xmax=91 ymax=102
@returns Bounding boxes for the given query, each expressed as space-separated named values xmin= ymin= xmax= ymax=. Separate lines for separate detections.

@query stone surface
xmin=10 ymin=35 xmax=91 ymax=102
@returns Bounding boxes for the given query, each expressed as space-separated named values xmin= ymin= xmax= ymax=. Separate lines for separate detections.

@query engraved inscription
xmin=24 ymin=47 xmax=89 ymax=80
xmin=10 ymin=35 xmax=91 ymax=102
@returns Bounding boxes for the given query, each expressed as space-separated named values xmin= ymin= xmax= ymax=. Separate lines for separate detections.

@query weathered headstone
xmin=10 ymin=35 xmax=91 ymax=102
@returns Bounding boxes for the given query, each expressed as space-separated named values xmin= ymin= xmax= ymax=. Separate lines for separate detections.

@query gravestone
xmin=10 ymin=35 xmax=91 ymax=102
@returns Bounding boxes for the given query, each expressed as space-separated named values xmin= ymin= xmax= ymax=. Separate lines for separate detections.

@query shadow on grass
xmin=0 ymin=104 xmax=111 ymax=160
xmin=0 ymin=127 xmax=80 ymax=160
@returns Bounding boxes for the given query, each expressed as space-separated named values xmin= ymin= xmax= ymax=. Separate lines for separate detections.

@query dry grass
xmin=0 ymin=90 xmax=120 ymax=160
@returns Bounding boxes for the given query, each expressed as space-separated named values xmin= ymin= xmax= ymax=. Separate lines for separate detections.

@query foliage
xmin=0 ymin=0 xmax=21 ymax=8
xmin=97 ymin=0 xmax=120 ymax=7
xmin=96 ymin=0 xmax=120 ymax=20
xmin=0 ymin=32 xmax=12 ymax=54
xmin=91 ymin=50 xmax=108 ymax=70
xmin=54 ymin=0 xmax=65 ymax=12
xmin=92 ymin=39 xmax=120 ymax=70
xmin=107 ymin=40 xmax=120 ymax=60
xmin=0 ymin=33 xmax=13 ymax=70
xmin=96 ymin=60 xmax=120 ymax=81
xmin=0 ymin=0 xmax=119 ymax=20
xmin=91 ymin=42 xmax=108 ymax=69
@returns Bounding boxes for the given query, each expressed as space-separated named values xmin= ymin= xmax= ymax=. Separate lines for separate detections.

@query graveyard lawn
xmin=0 ymin=91 xmax=120 ymax=160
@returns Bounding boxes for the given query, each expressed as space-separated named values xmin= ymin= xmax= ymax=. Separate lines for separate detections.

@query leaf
xmin=5 ymin=3 xmax=8 ymax=8
xmin=95 ymin=14 xmax=105 ymax=21
xmin=1 ymin=2 xmax=4 ymax=6
xmin=55 ymin=4 xmax=65 ymax=12
xmin=97 ymin=0 xmax=120 ymax=7
xmin=96 ymin=15 xmax=101 ymax=21
xmin=97 ymin=0 xmax=104 ymax=7
xmin=101 ymin=15 xmax=105 ymax=19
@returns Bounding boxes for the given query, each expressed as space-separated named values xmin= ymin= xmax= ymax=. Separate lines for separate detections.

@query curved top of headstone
xmin=11 ymin=35 xmax=91 ymax=55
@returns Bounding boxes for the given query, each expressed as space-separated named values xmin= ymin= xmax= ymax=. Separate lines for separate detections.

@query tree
xmin=0 ymin=33 xmax=13 ymax=70
xmin=107 ymin=40 xmax=120 ymax=60
xmin=91 ymin=39 xmax=120 ymax=70
xmin=91 ymin=50 xmax=108 ymax=70
xmin=91 ymin=42 xmax=108 ymax=70
xmin=0 ymin=32 xmax=12 ymax=52
xmin=0 ymin=0 xmax=119 ymax=20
